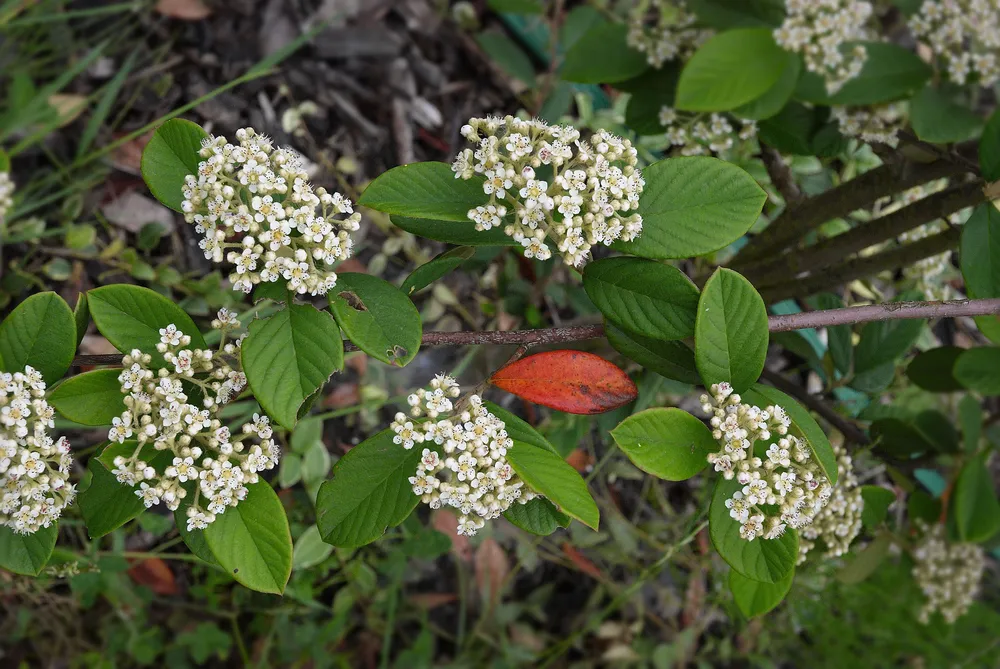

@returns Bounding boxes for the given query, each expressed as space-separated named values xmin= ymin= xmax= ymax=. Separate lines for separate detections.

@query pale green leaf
xmin=0 ymin=292 xmax=76 ymax=383
xmin=140 ymin=118 xmax=208 ymax=212
xmin=506 ymin=441 xmax=600 ymax=530
xmin=610 ymin=408 xmax=715 ymax=481
xmin=695 ymin=268 xmax=768 ymax=393
xmin=329 ymin=273 xmax=421 ymax=367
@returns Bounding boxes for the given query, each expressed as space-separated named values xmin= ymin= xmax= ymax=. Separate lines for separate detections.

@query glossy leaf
xmin=814 ymin=293 xmax=852 ymax=376
xmin=241 ymin=304 xmax=343 ymax=430
xmin=860 ymin=485 xmax=896 ymax=529
xmin=358 ymin=162 xmax=489 ymax=222
xmin=795 ymin=42 xmax=931 ymax=106
xmin=952 ymin=456 xmax=1000 ymax=543
xmin=870 ymin=417 xmax=933 ymax=458
xmin=906 ymin=346 xmax=964 ymax=392
xmin=960 ymin=203 xmax=1000 ymax=300
xmin=837 ymin=532 xmax=890 ymax=584
xmin=503 ymin=497 xmax=571 ymax=536
xmin=613 ymin=157 xmax=767 ymax=259
xmin=954 ymin=347 xmax=1000 ymax=395
xmin=401 ymin=246 xmax=475 ymax=295
xmin=174 ymin=495 xmax=219 ymax=566
xmin=0 ymin=524 xmax=57 ymax=576
xmin=0 ymin=292 xmax=76 ymax=383
xmin=329 ymin=273 xmax=421 ymax=367
xmin=676 ymin=28 xmax=790 ymax=111
xmin=560 ymin=21 xmax=649 ymax=84
xmin=476 ymin=32 xmax=535 ymax=85
xmin=695 ymin=269 xmax=768 ymax=393
xmin=490 ymin=350 xmax=637 ymax=415
xmin=980 ymin=108 xmax=1000 ymax=180
xmin=583 ymin=257 xmax=700 ymax=341
xmin=392 ymin=216 xmax=514 ymax=246
xmin=732 ymin=52 xmax=801 ymax=120
xmin=729 ymin=568 xmax=793 ymax=618
xmin=88 ymin=284 xmax=205 ymax=368
xmin=959 ymin=395 xmax=982 ymax=453
xmin=292 ymin=525 xmax=335 ymax=571
xmin=688 ymin=0 xmax=787 ymax=28
xmin=484 ymin=401 xmax=558 ymax=454
xmin=910 ymin=84 xmax=982 ymax=144
xmin=73 ymin=293 xmax=89 ymax=346
xmin=610 ymin=408 xmax=716 ymax=481
xmin=80 ymin=442 xmax=172 ymax=538
xmin=140 ymin=118 xmax=208 ymax=212
xmin=853 ymin=315 xmax=924 ymax=376
xmin=49 ymin=369 xmax=125 ymax=426
xmin=709 ymin=477 xmax=798 ymax=583
xmin=316 ymin=429 xmax=425 ymax=548
xmin=506 ymin=441 xmax=600 ymax=530
xmin=623 ymin=65 xmax=681 ymax=135
xmin=605 ymin=321 xmax=701 ymax=385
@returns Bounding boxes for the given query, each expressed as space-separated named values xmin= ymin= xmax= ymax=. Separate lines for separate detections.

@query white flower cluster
xmin=452 ymin=116 xmax=644 ymax=267
xmin=626 ymin=0 xmax=713 ymax=68
xmin=910 ymin=0 xmax=1000 ymax=86
xmin=912 ymin=521 xmax=985 ymax=624
xmin=774 ymin=0 xmax=875 ymax=95
xmin=657 ymin=108 xmax=757 ymax=157
xmin=0 ymin=171 xmax=13 ymax=220
xmin=798 ymin=443 xmax=864 ymax=563
xmin=701 ymin=383 xmax=833 ymax=542
xmin=391 ymin=374 xmax=538 ymax=537
xmin=831 ymin=103 xmax=906 ymax=147
xmin=107 ymin=310 xmax=280 ymax=531
xmin=181 ymin=127 xmax=361 ymax=296
xmin=1 ymin=366 xmax=75 ymax=535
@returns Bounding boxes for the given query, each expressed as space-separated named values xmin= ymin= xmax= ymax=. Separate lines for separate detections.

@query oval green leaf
xmin=952 ymin=455 xmax=1000 ymax=543
xmin=0 ymin=524 xmax=57 ymax=576
xmin=794 ymin=42 xmax=931 ymax=106
xmin=980 ymin=109 xmax=1000 ymax=180
xmin=503 ymin=497 xmax=571 ymax=536
xmin=910 ymin=84 xmax=983 ymax=144
xmin=860 ymin=485 xmax=896 ymax=529
xmin=729 ymin=567 xmax=793 ymax=618
xmin=906 ymin=346 xmax=964 ymax=392
xmin=292 ymin=525 xmax=335 ymax=571
xmin=954 ymin=347 xmax=1000 ymax=395
xmin=140 ymin=118 xmax=208 ymax=212
xmin=583 ymin=257 xmax=700 ymax=341
xmin=484 ymin=401 xmax=559 ymax=454
xmin=610 ymin=408 xmax=715 ymax=481
xmin=560 ymin=21 xmax=649 ymax=84
xmin=605 ymin=320 xmax=701 ymax=384
xmin=613 ymin=157 xmax=766 ymax=260
xmin=241 ymin=304 xmax=344 ymax=430
xmin=392 ymin=216 xmax=515 ymax=246
xmin=358 ymin=162 xmax=488 ymax=222
xmin=0 ymin=292 xmax=76 ymax=383
xmin=49 ymin=369 xmax=125 ymax=426
xmin=401 ymin=246 xmax=475 ymax=295
xmin=853 ymin=314 xmax=925 ymax=376
xmin=695 ymin=268 xmax=768 ymax=393
xmin=329 ymin=273 xmax=421 ymax=367
xmin=960 ymin=203 xmax=1000 ymax=300
xmin=506 ymin=441 xmax=600 ymax=530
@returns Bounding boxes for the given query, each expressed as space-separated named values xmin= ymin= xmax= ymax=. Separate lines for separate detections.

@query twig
xmin=759 ymin=369 xmax=871 ymax=446
xmin=759 ymin=144 xmax=802 ymax=206
xmin=70 ymin=298 xmax=1000 ymax=367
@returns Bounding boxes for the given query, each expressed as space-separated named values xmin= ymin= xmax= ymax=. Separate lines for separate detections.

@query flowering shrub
xmin=626 ymin=0 xmax=712 ymax=68
xmin=912 ymin=523 xmax=986 ymax=624
xmin=910 ymin=0 xmax=1000 ymax=86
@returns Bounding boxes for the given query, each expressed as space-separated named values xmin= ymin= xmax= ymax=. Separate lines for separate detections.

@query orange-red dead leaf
xmin=432 ymin=510 xmax=472 ymax=561
xmin=127 ymin=557 xmax=177 ymax=595
xmin=566 ymin=448 xmax=594 ymax=473
xmin=561 ymin=542 xmax=602 ymax=579
xmin=408 ymin=592 xmax=458 ymax=610
xmin=154 ymin=0 xmax=211 ymax=19
xmin=490 ymin=350 xmax=637 ymax=414
xmin=474 ymin=538 xmax=510 ymax=609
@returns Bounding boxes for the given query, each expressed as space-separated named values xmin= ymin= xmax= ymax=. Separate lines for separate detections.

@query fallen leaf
xmin=80 ymin=334 xmax=119 ymax=355
xmin=408 ymin=592 xmax=457 ymax=610
xmin=101 ymin=191 xmax=175 ymax=234
xmin=127 ymin=557 xmax=177 ymax=595
xmin=565 ymin=448 xmax=594 ymax=473
xmin=155 ymin=0 xmax=211 ymax=19
xmin=324 ymin=382 xmax=360 ymax=409
xmin=474 ymin=538 xmax=509 ymax=609
xmin=491 ymin=350 xmax=638 ymax=414
xmin=47 ymin=94 xmax=88 ymax=128
xmin=561 ymin=542 xmax=601 ymax=579
xmin=432 ymin=510 xmax=471 ymax=561
xmin=111 ymin=131 xmax=155 ymax=175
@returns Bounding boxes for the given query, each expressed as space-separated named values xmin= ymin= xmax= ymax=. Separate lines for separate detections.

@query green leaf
xmin=908 ymin=490 xmax=941 ymax=524
xmin=837 ymin=532 xmax=890 ymax=584
xmin=503 ymin=498 xmax=571 ymax=536
xmin=292 ymin=525 xmax=335 ymax=571
xmin=729 ymin=568 xmax=793 ymax=618
xmin=623 ymin=65 xmax=681 ymax=135
xmin=860 ymin=485 xmax=896 ymax=529
xmin=583 ymin=257 xmax=700 ymax=341
xmin=0 ymin=148 xmax=9 ymax=172
xmin=732 ymin=53 xmax=801 ymax=121
xmin=74 ymin=293 xmax=89 ymax=346
xmin=78 ymin=457 xmax=148 ymax=539
xmin=241 ymin=304 xmax=344 ymax=430
xmin=959 ymin=394 xmax=982 ymax=454
xmin=204 ymin=481 xmax=292 ymax=594
xmin=757 ymin=102 xmax=821 ymax=155
xmin=870 ymin=417 xmax=934 ymax=458
xmin=743 ymin=384 xmax=838 ymax=486
xmin=795 ymin=42 xmax=932 ymax=106
xmin=401 ymin=246 xmax=475 ymax=295
xmin=483 ymin=401 xmax=558 ymax=454
xmin=960 ymin=203 xmax=1000 ymax=300
xmin=0 ymin=524 xmax=57 ymax=576
xmin=506 ymin=441 xmax=600 ymax=530
xmin=476 ymin=32 xmax=536 ymax=85
xmin=910 ymin=84 xmax=983 ymax=144
xmin=688 ymin=0 xmax=787 ymax=28
xmin=174 ymin=496 xmax=219 ymax=566
xmin=613 ymin=157 xmax=766 ymax=259
xmin=709 ymin=477 xmax=798 ymax=583
xmin=952 ymin=455 xmax=1000 ymax=543
xmin=954 ymin=347 xmax=1000 ymax=395
xmin=316 ymin=429 xmax=424 ymax=548
xmin=278 ymin=453 xmax=303 ymax=488
xmin=813 ymin=293 xmax=852 ymax=376
xmin=392 ymin=216 xmax=515 ymax=246
xmin=611 ymin=408 xmax=715 ymax=480
xmin=906 ymin=346 xmax=964 ymax=392
xmin=87 ymin=284 xmax=205 ymax=369
xmin=914 ymin=410 xmax=960 ymax=454
xmin=359 ymin=162 xmax=489 ymax=222
xmin=49 ymin=369 xmax=125 ymax=426
xmin=853 ymin=315 xmax=924 ymax=376
xmin=0 ymin=292 xmax=76 ymax=383
xmin=140 ymin=118 xmax=208 ymax=212
xmin=605 ymin=320 xmax=701 ymax=384
xmin=850 ymin=361 xmax=896 ymax=393
xmin=560 ymin=21 xmax=649 ymax=84
xmin=979 ymin=109 xmax=1000 ymax=180
xmin=676 ymin=28 xmax=790 ymax=111
xmin=488 ymin=0 xmax=544 ymax=12
xmin=695 ymin=269 xmax=768 ymax=393
xmin=328 ymin=273 xmax=421 ymax=367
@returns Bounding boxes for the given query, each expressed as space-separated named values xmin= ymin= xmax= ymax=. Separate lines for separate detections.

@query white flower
xmin=627 ymin=0 xmax=713 ymax=68
xmin=0 ymin=171 xmax=14 ymax=220
xmin=910 ymin=0 xmax=1000 ymax=87
xmin=912 ymin=522 xmax=985 ymax=624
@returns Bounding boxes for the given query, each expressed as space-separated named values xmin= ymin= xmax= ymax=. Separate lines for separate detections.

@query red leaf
xmin=490 ymin=350 xmax=637 ymax=414
xmin=127 ymin=557 xmax=177 ymax=595
xmin=561 ymin=542 xmax=602 ymax=579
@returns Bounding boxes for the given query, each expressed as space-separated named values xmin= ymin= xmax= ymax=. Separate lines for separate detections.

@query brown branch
xmin=760 ymin=369 xmax=871 ymax=446
xmin=760 ymin=144 xmax=802 ymax=206
xmin=71 ymin=298 xmax=1000 ymax=367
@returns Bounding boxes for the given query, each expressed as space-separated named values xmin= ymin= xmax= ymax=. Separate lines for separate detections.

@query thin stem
xmin=71 ymin=297 xmax=1000 ymax=367
xmin=759 ymin=143 xmax=802 ymax=206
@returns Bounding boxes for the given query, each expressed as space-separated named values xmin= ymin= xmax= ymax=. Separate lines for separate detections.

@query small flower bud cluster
xmin=657 ymin=108 xmax=758 ymax=157
xmin=798 ymin=443 xmax=864 ymax=563
xmin=181 ymin=127 xmax=361 ymax=296
xmin=701 ymin=383 xmax=833 ymax=542
xmin=912 ymin=522 xmax=985 ymax=624
xmin=831 ymin=103 xmax=907 ymax=147
xmin=626 ymin=0 xmax=713 ymax=68
xmin=0 ymin=171 xmax=13 ymax=220
xmin=774 ymin=0 xmax=875 ymax=95
xmin=910 ymin=0 xmax=1000 ymax=86
xmin=107 ymin=310 xmax=280 ymax=531
xmin=452 ymin=116 xmax=644 ymax=267
xmin=391 ymin=374 xmax=538 ymax=537
xmin=1 ymin=366 xmax=75 ymax=535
